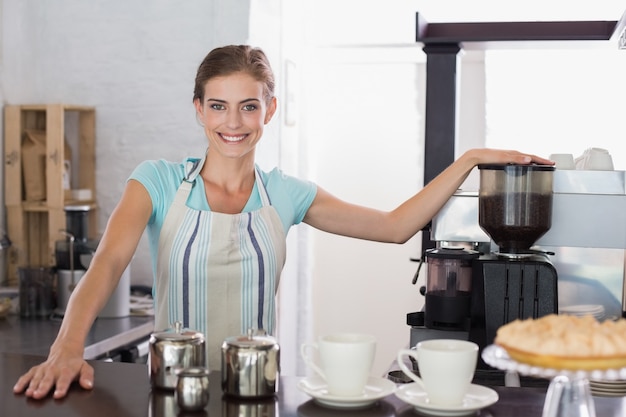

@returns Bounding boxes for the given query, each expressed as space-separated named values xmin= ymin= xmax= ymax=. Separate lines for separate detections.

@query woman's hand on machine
xmin=465 ymin=149 xmax=555 ymax=167
xmin=13 ymin=346 xmax=94 ymax=399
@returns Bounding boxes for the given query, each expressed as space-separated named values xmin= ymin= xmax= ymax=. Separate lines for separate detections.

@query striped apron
xmin=154 ymin=156 xmax=286 ymax=370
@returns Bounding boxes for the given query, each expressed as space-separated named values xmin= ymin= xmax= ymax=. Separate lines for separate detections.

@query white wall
xmin=303 ymin=53 xmax=425 ymax=376
xmin=0 ymin=0 xmax=259 ymax=286
xmin=295 ymin=1 xmax=486 ymax=378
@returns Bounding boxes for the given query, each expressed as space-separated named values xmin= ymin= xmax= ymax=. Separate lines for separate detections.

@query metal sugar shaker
xmin=149 ymin=321 xmax=206 ymax=390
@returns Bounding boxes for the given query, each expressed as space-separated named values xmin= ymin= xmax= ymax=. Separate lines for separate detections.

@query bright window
xmin=485 ymin=48 xmax=626 ymax=170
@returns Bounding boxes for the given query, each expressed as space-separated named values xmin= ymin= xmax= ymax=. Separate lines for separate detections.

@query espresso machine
xmin=408 ymin=164 xmax=559 ymax=377
xmin=408 ymin=166 xmax=626 ymax=383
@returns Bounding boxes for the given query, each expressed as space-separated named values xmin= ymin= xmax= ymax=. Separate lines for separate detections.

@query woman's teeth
xmin=221 ymin=134 xmax=245 ymax=142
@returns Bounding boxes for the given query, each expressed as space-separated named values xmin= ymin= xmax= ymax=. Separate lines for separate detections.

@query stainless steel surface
xmin=148 ymin=322 xmax=206 ymax=390
xmin=409 ymin=326 xmax=468 ymax=352
xmin=221 ymin=329 xmax=280 ymax=398
xmin=175 ymin=366 xmax=210 ymax=411
xmin=430 ymin=169 xmax=626 ymax=321
xmin=149 ymin=390 xmax=176 ymax=417
xmin=0 ymin=314 xmax=154 ymax=359
xmin=222 ymin=395 xmax=278 ymax=417
xmin=85 ymin=318 xmax=154 ymax=360
xmin=432 ymin=170 xmax=626 ymax=249
xmin=55 ymin=269 xmax=85 ymax=315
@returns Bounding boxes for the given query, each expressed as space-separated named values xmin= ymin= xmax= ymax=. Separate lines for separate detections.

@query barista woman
xmin=14 ymin=44 xmax=553 ymax=400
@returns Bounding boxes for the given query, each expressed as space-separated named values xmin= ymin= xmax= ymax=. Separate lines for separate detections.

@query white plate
xmin=559 ymin=304 xmax=605 ymax=318
xmin=589 ymin=381 xmax=626 ymax=395
xmin=591 ymin=387 xmax=626 ymax=395
xmin=482 ymin=344 xmax=626 ymax=381
xmin=297 ymin=376 xmax=396 ymax=409
xmin=395 ymin=383 xmax=499 ymax=417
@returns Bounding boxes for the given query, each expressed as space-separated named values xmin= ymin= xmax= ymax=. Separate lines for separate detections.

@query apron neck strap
xmin=183 ymin=149 xmax=272 ymax=207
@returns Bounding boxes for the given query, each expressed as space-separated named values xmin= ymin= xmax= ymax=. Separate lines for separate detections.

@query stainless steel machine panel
xmin=431 ymin=169 xmax=626 ymax=319
xmin=432 ymin=170 xmax=626 ymax=249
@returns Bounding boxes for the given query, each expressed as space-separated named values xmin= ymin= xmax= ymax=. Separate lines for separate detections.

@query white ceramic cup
xmin=549 ymin=153 xmax=575 ymax=170
xmin=300 ymin=333 xmax=376 ymax=397
xmin=585 ymin=148 xmax=614 ymax=170
xmin=397 ymin=339 xmax=478 ymax=406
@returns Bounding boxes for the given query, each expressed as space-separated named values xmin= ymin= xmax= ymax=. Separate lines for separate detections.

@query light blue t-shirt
xmin=128 ymin=158 xmax=317 ymax=276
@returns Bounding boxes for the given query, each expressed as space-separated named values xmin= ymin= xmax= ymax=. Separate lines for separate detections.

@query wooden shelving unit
xmin=3 ymin=104 xmax=97 ymax=285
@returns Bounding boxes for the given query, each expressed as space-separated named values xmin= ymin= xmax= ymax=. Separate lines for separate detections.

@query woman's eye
xmin=210 ymin=103 xmax=225 ymax=110
xmin=242 ymin=104 xmax=257 ymax=112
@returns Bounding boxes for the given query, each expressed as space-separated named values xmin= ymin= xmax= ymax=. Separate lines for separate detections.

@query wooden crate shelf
xmin=3 ymin=104 xmax=98 ymax=285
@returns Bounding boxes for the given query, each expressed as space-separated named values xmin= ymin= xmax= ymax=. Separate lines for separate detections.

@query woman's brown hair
xmin=193 ymin=45 xmax=275 ymax=104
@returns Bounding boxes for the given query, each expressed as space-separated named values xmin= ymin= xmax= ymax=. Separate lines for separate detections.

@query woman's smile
xmin=219 ymin=133 xmax=248 ymax=143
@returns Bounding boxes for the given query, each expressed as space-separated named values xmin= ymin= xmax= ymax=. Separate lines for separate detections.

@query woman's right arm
xmin=12 ymin=180 xmax=153 ymax=400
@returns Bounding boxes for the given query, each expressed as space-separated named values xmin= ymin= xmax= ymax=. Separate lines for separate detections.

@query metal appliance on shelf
xmin=407 ymin=168 xmax=626 ymax=381
xmin=54 ymin=205 xmax=130 ymax=318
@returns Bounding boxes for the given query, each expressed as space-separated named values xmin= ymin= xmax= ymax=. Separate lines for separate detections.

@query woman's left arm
xmin=303 ymin=149 xmax=553 ymax=243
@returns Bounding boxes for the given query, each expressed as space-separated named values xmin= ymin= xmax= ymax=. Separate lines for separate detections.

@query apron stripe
xmin=256 ymin=215 xmax=277 ymax=331
xmin=246 ymin=212 xmax=266 ymax=330
xmin=196 ymin=213 xmax=211 ymax=335
xmin=241 ymin=218 xmax=252 ymax=332
xmin=182 ymin=211 xmax=202 ymax=327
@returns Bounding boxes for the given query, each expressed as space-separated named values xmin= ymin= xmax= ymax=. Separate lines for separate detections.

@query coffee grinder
xmin=408 ymin=164 xmax=558 ymax=374
xmin=469 ymin=164 xmax=558 ymax=364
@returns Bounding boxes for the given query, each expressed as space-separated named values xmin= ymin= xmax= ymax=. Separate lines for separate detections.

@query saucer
xmin=395 ymin=383 xmax=499 ymax=416
xmin=297 ymin=376 xmax=396 ymax=409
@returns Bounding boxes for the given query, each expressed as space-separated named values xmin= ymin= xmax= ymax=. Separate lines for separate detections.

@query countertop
xmin=0 ymin=314 xmax=154 ymax=359
xmin=2 ymin=352 xmax=626 ymax=417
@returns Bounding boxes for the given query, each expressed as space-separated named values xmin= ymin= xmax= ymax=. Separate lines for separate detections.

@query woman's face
xmin=194 ymin=71 xmax=276 ymax=160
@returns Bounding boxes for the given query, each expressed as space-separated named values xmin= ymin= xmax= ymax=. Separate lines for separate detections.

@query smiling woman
xmin=195 ymin=71 xmax=275 ymax=173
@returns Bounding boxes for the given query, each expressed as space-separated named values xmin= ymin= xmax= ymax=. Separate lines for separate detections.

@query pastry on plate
xmin=495 ymin=314 xmax=626 ymax=370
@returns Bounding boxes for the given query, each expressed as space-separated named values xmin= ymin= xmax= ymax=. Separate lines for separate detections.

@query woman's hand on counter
xmin=13 ymin=347 xmax=94 ymax=399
